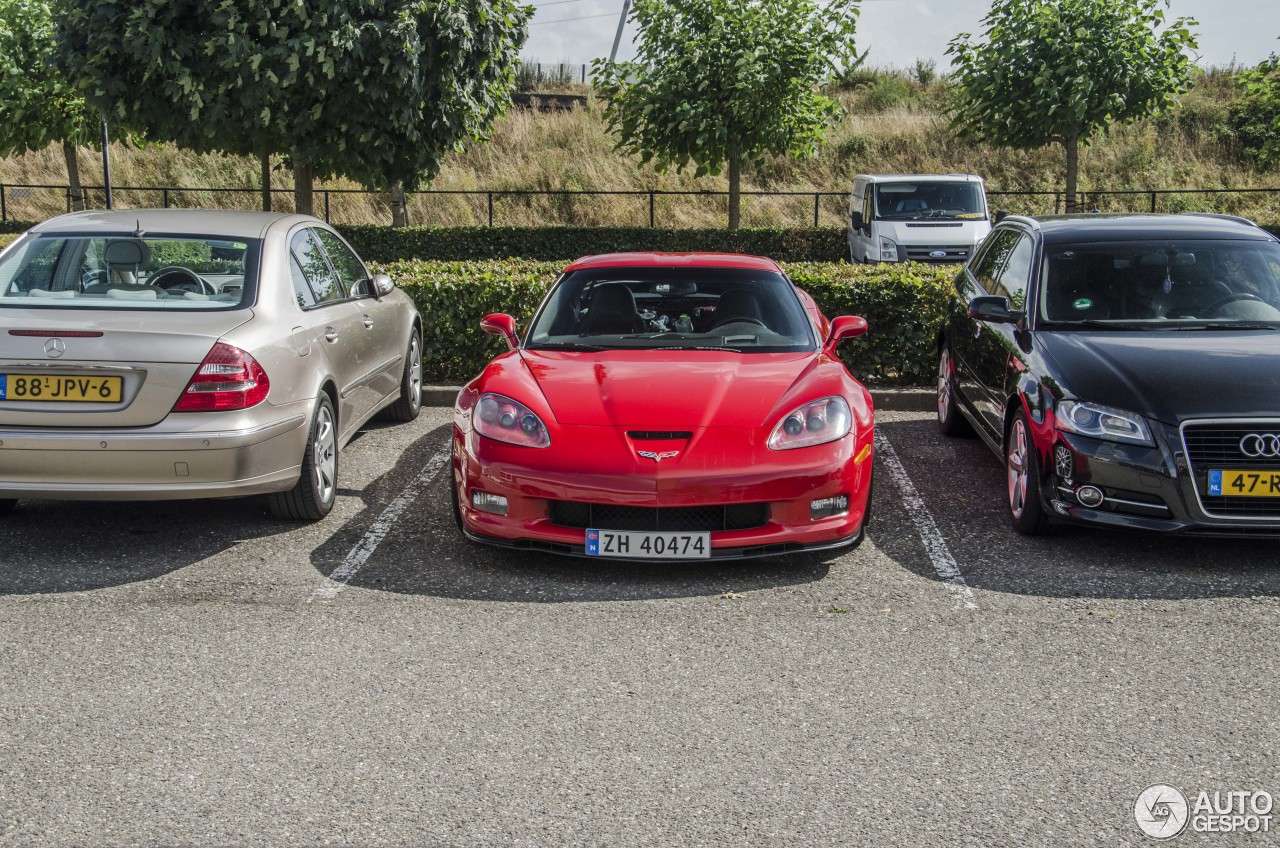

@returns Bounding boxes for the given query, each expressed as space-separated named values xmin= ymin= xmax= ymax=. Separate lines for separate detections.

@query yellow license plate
xmin=0 ymin=374 xmax=123 ymax=403
xmin=1210 ymin=470 xmax=1280 ymax=498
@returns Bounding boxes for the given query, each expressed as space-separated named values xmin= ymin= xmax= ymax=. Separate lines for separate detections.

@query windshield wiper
xmin=641 ymin=345 xmax=743 ymax=352
xmin=525 ymin=342 xmax=608 ymax=352
xmin=1051 ymin=320 xmax=1155 ymax=331
xmin=1166 ymin=323 xmax=1279 ymax=331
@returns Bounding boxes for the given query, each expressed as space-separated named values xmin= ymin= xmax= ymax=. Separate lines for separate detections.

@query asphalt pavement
xmin=2 ymin=408 xmax=1278 ymax=847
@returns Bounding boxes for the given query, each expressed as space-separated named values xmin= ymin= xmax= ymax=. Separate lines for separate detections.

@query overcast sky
xmin=523 ymin=0 xmax=1278 ymax=70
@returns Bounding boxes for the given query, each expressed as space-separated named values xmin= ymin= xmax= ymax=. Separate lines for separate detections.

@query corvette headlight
xmin=769 ymin=397 xmax=852 ymax=450
xmin=1056 ymin=400 xmax=1153 ymax=446
xmin=474 ymin=393 xmax=550 ymax=448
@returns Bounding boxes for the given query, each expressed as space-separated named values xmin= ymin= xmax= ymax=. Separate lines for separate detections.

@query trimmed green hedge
xmin=373 ymin=258 xmax=954 ymax=386
xmin=0 ymin=221 xmax=34 ymax=235
xmin=343 ymin=225 xmax=849 ymax=263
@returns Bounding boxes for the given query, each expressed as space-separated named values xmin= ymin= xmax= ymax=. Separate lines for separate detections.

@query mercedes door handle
xmin=362 ymin=314 xmax=374 ymax=329
xmin=324 ymin=327 xmax=339 ymax=343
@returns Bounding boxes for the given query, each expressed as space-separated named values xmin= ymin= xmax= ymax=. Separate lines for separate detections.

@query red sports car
xmin=451 ymin=252 xmax=875 ymax=561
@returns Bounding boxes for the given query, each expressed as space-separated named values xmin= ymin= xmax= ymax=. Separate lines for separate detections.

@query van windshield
xmin=875 ymin=182 xmax=985 ymax=221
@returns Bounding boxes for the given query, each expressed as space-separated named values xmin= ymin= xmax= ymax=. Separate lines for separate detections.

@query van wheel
xmin=0 ymin=499 xmax=16 ymax=516
xmin=267 ymin=395 xmax=338 ymax=521
xmin=381 ymin=329 xmax=422 ymax=422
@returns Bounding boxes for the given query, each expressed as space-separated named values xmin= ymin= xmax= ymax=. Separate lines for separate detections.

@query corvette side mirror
xmin=480 ymin=313 xmax=519 ymax=350
xmin=823 ymin=315 xmax=867 ymax=356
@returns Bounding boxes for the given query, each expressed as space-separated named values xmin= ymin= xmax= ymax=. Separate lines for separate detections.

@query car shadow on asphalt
xmin=310 ymin=422 xmax=839 ymax=603
xmin=873 ymin=417 xmax=1280 ymax=601
xmin=0 ymin=494 xmax=297 ymax=596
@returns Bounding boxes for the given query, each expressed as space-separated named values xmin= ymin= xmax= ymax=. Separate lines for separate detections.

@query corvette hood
xmin=1038 ymin=330 xmax=1280 ymax=423
xmin=520 ymin=350 xmax=815 ymax=427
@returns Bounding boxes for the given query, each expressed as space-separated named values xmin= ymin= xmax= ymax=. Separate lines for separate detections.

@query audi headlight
xmin=1056 ymin=400 xmax=1153 ymax=446
xmin=879 ymin=236 xmax=900 ymax=262
xmin=769 ymin=397 xmax=852 ymax=450
xmin=474 ymin=393 xmax=551 ymax=448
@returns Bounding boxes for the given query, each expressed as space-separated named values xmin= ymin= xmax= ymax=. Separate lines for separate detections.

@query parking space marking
xmin=307 ymin=443 xmax=452 ymax=603
xmin=875 ymin=430 xmax=979 ymax=610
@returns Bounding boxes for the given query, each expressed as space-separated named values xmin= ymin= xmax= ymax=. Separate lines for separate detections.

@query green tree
xmin=0 ymin=0 xmax=107 ymax=211
xmin=56 ymin=1 xmax=529 ymax=221
xmin=593 ymin=0 xmax=861 ymax=229
xmin=1231 ymin=51 xmax=1280 ymax=170
xmin=947 ymin=0 xmax=1197 ymax=211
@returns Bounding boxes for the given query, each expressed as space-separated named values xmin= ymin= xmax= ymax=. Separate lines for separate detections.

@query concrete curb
xmin=422 ymin=385 xmax=935 ymax=412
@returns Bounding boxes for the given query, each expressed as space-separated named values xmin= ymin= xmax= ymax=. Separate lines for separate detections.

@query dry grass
xmin=2 ymin=68 xmax=1276 ymax=227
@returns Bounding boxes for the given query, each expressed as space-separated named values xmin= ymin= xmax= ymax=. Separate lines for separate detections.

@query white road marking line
xmin=875 ymin=430 xmax=978 ymax=611
xmin=307 ymin=444 xmax=452 ymax=603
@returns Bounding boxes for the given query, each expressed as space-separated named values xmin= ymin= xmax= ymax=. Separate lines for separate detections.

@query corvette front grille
xmin=548 ymin=501 xmax=769 ymax=532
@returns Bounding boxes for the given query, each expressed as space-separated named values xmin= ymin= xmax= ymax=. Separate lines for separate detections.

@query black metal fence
xmin=2 ymin=182 xmax=1277 ymax=229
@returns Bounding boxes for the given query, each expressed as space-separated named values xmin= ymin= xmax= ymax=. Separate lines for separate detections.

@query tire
xmin=0 ymin=499 xmax=16 ymax=516
xmin=850 ymin=463 xmax=873 ymax=550
xmin=267 ymin=395 xmax=338 ymax=521
xmin=937 ymin=343 xmax=973 ymax=437
xmin=1005 ymin=409 xmax=1060 ymax=536
xmin=450 ymin=471 xmax=466 ymax=532
xmin=381 ymin=329 xmax=422 ymax=423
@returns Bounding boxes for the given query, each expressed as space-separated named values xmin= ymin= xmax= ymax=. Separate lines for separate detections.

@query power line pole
xmin=609 ymin=0 xmax=632 ymax=63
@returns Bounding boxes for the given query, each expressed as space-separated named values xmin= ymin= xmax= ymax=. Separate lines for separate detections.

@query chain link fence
xmin=3 ymin=183 xmax=1277 ymax=229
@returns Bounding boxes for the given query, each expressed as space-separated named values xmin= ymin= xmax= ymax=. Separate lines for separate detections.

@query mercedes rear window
xmin=0 ymin=234 xmax=260 ymax=310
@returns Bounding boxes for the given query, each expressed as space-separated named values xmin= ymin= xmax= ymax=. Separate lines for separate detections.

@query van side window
xmin=862 ymin=191 xmax=874 ymax=225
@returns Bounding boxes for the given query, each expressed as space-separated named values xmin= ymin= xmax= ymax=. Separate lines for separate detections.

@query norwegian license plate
xmin=0 ymin=374 xmax=123 ymax=403
xmin=586 ymin=528 xmax=710 ymax=560
xmin=1209 ymin=469 xmax=1280 ymax=497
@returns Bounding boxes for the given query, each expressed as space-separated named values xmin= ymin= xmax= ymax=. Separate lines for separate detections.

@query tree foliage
xmin=1231 ymin=52 xmax=1280 ymax=170
xmin=947 ymin=0 xmax=1198 ymax=208
xmin=593 ymin=0 xmax=861 ymax=229
xmin=0 ymin=0 xmax=108 ymax=208
xmin=55 ymin=0 xmax=529 ymax=211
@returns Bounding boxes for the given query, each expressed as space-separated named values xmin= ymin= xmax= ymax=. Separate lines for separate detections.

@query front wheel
xmin=267 ymin=395 xmax=338 ymax=521
xmin=1005 ymin=410 xmax=1059 ymax=536
xmin=937 ymin=344 xmax=973 ymax=437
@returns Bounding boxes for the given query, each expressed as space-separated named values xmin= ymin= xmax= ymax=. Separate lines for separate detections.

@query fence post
xmin=324 ymin=191 xmax=331 ymax=223
xmin=649 ymin=191 xmax=655 ymax=228
xmin=488 ymin=192 xmax=494 ymax=227
xmin=1150 ymin=191 xmax=1157 ymax=214
xmin=1054 ymin=192 xmax=1061 ymax=214
xmin=66 ymin=189 xmax=72 ymax=213
xmin=1 ymin=185 xmax=5 ymax=223
xmin=162 ymin=189 xmax=170 ymax=209
xmin=814 ymin=193 xmax=820 ymax=228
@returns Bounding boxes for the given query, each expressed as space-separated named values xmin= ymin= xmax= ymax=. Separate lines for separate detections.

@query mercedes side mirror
xmin=480 ymin=313 xmax=520 ymax=350
xmin=967 ymin=295 xmax=1021 ymax=324
xmin=823 ymin=315 xmax=868 ymax=356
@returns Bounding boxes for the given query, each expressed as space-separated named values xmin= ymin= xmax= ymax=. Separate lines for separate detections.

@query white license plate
xmin=585 ymin=529 xmax=710 ymax=560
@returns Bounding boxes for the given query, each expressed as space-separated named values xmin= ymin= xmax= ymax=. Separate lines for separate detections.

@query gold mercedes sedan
xmin=0 ymin=209 xmax=423 ymax=520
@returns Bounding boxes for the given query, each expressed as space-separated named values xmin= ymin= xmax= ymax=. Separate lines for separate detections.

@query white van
xmin=847 ymin=174 xmax=991 ymax=264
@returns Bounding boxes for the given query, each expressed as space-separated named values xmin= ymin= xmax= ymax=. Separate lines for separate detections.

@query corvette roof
xmin=564 ymin=252 xmax=784 ymax=273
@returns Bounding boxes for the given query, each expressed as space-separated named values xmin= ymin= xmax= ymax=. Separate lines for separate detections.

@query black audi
xmin=937 ymin=212 xmax=1280 ymax=536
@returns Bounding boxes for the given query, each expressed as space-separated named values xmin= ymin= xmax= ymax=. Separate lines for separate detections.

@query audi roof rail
xmin=1177 ymin=212 xmax=1261 ymax=229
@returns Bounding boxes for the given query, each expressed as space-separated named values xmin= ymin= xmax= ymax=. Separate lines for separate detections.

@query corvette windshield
xmin=1039 ymin=238 xmax=1280 ymax=328
xmin=526 ymin=267 xmax=817 ymax=353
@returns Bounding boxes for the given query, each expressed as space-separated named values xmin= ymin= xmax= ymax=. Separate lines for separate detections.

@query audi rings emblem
xmin=1240 ymin=433 xmax=1280 ymax=458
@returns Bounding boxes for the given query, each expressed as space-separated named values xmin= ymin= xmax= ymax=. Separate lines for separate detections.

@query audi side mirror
xmin=967 ymin=295 xmax=1021 ymax=324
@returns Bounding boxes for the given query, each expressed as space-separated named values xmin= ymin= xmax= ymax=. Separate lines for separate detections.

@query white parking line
xmin=875 ymin=430 xmax=979 ymax=611
xmin=307 ymin=444 xmax=452 ymax=603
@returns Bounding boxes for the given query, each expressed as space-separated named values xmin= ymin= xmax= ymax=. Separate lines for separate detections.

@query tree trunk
xmin=727 ymin=155 xmax=741 ymax=230
xmin=260 ymin=151 xmax=272 ymax=212
xmin=294 ymin=157 xmax=314 ymax=217
xmin=1064 ymin=133 xmax=1080 ymax=213
xmin=390 ymin=181 xmax=408 ymax=228
xmin=62 ymin=141 xmax=84 ymax=211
